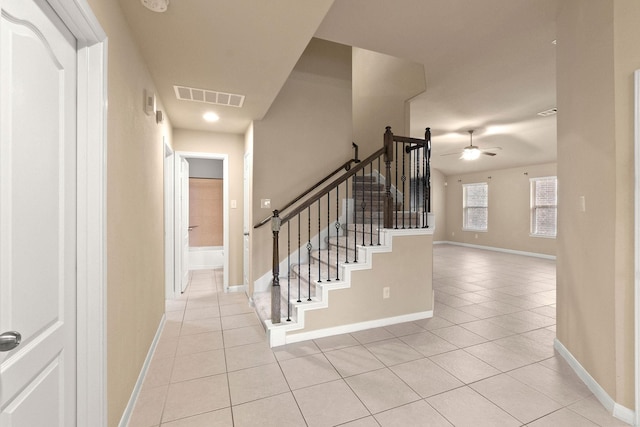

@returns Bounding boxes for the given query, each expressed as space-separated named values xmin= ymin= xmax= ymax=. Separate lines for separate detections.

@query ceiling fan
xmin=441 ymin=130 xmax=502 ymax=160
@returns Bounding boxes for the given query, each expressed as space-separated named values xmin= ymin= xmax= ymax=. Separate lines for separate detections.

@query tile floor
xmin=128 ymin=244 xmax=630 ymax=427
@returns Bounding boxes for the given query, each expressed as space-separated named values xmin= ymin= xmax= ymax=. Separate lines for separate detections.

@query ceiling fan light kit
xmin=462 ymin=146 xmax=482 ymax=160
xmin=441 ymin=129 xmax=501 ymax=161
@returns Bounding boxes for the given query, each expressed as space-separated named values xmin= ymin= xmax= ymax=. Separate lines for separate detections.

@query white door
xmin=0 ymin=0 xmax=77 ymax=425
xmin=180 ymin=157 xmax=190 ymax=292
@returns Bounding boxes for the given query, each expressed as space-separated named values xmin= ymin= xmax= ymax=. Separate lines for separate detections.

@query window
xmin=530 ymin=176 xmax=557 ymax=237
xmin=463 ymin=182 xmax=488 ymax=231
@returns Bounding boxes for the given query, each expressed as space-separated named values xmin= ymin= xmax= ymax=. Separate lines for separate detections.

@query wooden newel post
xmin=271 ymin=210 xmax=281 ymax=324
xmin=424 ymin=127 xmax=431 ymax=228
xmin=383 ymin=126 xmax=394 ymax=229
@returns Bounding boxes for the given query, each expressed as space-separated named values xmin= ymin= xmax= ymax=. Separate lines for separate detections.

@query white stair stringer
xmin=265 ymin=218 xmax=435 ymax=348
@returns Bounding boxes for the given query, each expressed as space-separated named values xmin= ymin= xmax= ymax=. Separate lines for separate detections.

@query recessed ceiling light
xmin=203 ymin=112 xmax=220 ymax=122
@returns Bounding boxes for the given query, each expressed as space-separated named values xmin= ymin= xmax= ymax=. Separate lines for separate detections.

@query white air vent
xmin=537 ymin=107 xmax=558 ymax=117
xmin=174 ymin=85 xmax=245 ymax=108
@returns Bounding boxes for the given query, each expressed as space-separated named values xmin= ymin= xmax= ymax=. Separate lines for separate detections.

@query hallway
xmin=129 ymin=245 xmax=628 ymax=426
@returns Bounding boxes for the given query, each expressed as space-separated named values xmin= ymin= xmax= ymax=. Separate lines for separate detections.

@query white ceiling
xmin=118 ymin=0 xmax=557 ymax=176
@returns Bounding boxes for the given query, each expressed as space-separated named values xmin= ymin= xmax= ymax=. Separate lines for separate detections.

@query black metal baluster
xmin=377 ymin=156 xmax=381 ymax=244
xmin=407 ymin=145 xmax=413 ymax=228
xmin=307 ymin=206 xmax=312 ymax=301
xmin=345 ymin=177 xmax=350 ymax=264
xmin=317 ymin=199 xmax=322 ymax=283
xmin=326 ymin=192 xmax=331 ymax=282
xmin=361 ymin=167 xmax=366 ymax=247
xmin=395 ymin=140 xmax=398 ymax=229
xmin=353 ymin=176 xmax=358 ymax=263
xmin=297 ymin=214 xmax=301 ymax=303
xmin=402 ymin=143 xmax=406 ymax=229
xmin=287 ymin=221 xmax=291 ymax=321
xmin=412 ymin=150 xmax=420 ymax=228
xmin=369 ymin=160 xmax=373 ymax=246
xmin=335 ymin=186 xmax=340 ymax=280
xmin=423 ymin=145 xmax=427 ymax=227
xmin=417 ymin=146 xmax=422 ymax=227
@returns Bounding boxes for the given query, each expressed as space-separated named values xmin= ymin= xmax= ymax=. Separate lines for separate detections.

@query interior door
xmin=0 ymin=0 xmax=77 ymax=425
xmin=180 ymin=157 xmax=190 ymax=292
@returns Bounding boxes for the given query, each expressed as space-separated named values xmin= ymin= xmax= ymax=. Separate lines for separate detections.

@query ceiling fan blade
xmin=440 ymin=151 xmax=463 ymax=156
xmin=482 ymin=151 xmax=497 ymax=156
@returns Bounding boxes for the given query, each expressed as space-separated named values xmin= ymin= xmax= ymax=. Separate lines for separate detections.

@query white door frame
xmin=164 ymin=140 xmax=175 ymax=300
xmin=634 ymin=69 xmax=640 ymax=427
xmin=243 ymin=152 xmax=252 ymax=298
xmin=46 ymin=0 xmax=107 ymax=425
xmin=173 ymin=151 xmax=230 ymax=291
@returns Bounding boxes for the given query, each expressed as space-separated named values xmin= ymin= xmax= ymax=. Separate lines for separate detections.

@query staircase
xmin=253 ymin=175 xmax=381 ymax=323
xmin=253 ymin=174 xmax=434 ymax=347
xmin=252 ymin=126 xmax=434 ymax=347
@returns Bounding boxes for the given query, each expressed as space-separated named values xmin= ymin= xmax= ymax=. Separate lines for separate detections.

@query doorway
xmin=171 ymin=151 xmax=230 ymax=295
xmin=186 ymin=157 xmax=225 ymax=271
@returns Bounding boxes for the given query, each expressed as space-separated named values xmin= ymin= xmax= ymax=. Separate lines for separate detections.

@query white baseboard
xmin=119 ymin=314 xmax=166 ymax=427
xmin=189 ymin=247 xmax=224 ymax=270
xmin=270 ymin=310 xmax=433 ymax=347
xmin=226 ymin=284 xmax=247 ymax=293
xmin=437 ymin=240 xmax=556 ymax=260
xmin=554 ymin=338 xmax=635 ymax=426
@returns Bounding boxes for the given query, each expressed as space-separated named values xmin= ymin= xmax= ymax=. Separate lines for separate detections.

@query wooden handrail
xmin=279 ymin=147 xmax=385 ymax=225
xmin=254 ymin=144 xmax=361 ymax=229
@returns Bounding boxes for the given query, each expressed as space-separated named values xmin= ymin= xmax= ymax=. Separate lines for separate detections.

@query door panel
xmin=0 ymin=0 xmax=77 ymax=424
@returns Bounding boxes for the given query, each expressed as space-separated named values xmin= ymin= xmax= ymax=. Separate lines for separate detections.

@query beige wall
xmin=86 ymin=0 xmax=171 ymax=424
xmin=557 ymin=0 xmax=637 ymax=409
xmin=443 ymin=163 xmax=557 ymax=256
xmin=251 ymin=39 xmax=353 ymax=291
xmin=431 ymin=168 xmax=447 ymax=241
xmin=292 ymin=232 xmax=433 ymax=335
xmin=173 ymin=129 xmax=245 ymax=286
xmin=353 ymin=48 xmax=426 ymax=154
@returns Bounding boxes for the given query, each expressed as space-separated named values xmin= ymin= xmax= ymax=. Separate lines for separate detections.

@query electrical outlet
xmin=383 ymin=287 xmax=390 ymax=299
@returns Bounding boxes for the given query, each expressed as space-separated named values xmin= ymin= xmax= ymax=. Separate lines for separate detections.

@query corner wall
xmin=431 ymin=168 xmax=447 ymax=241
xmin=251 ymin=38 xmax=353 ymax=291
xmin=85 ymin=0 xmax=171 ymax=424
xmin=352 ymin=48 xmax=426 ymax=154
xmin=444 ymin=163 xmax=557 ymax=256
xmin=556 ymin=0 xmax=637 ymax=410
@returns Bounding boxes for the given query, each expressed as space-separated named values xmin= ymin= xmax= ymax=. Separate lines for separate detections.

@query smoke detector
xmin=141 ymin=0 xmax=168 ymax=13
